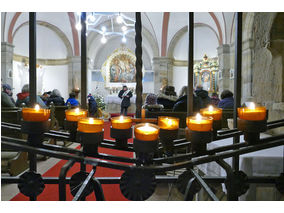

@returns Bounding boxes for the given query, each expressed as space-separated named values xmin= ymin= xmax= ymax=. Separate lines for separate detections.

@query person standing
xmin=118 ymin=85 xmax=132 ymax=116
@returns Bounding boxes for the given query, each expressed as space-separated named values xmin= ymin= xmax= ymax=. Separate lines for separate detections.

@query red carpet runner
xmin=11 ymin=122 xmax=133 ymax=201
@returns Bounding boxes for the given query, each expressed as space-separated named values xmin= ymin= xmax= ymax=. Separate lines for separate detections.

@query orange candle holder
xmin=77 ymin=117 xmax=104 ymax=133
xmin=110 ymin=116 xmax=133 ymax=148
xmin=201 ymin=105 xmax=223 ymax=136
xmin=22 ymin=105 xmax=50 ymax=122
xmin=65 ymin=108 xmax=87 ymax=122
xmin=134 ymin=123 xmax=159 ymax=141
xmin=158 ymin=116 xmax=179 ymax=156
xmin=238 ymin=103 xmax=266 ymax=121
xmin=21 ymin=105 xmax=50 ymax=145
xmin=111 ymin=116 xmax=132 ymax=129
xmin=237 ymin=103 xmax=268 ymax=144
xmin=158 ymin=116 xmax=179 ymax=130
xmin=186 ymin=113 xmax=213 ymax=132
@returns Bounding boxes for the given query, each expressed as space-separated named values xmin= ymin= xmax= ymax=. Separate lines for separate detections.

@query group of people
xmin=1 ymin=83 xmax=98 ymax=117
xmin=142 ymin=85 xmax=234 ymax=113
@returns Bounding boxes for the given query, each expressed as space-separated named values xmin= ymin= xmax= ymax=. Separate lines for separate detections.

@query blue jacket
xmin=218 ymin=97 xmax=234 ymax=109
xmin=65 ymin=98 xmax=79 ymax=106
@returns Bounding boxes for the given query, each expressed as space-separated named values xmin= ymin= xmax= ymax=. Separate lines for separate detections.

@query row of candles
xmin=21 ymin=102 xmax=267 ymax=141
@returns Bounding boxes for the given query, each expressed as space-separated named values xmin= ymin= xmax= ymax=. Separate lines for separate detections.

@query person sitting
xmin=210 ymin=92 xmax=220 ymax=107
xmin=1 ymin=83 xmax=16 ymax=107
xmin=40 ymin=91 xmax=51 ymax=105
xmin=15 ymin=84 xmax=46 ymax=108
xmin=65 ymin=92 xmax=79 ymax=107
xmin=87 ymin=94 xmax=98 ymax=117
xmin=173 ymin=90 xmax=201 ymax=113
xmin=142 ymin=93 xmax=164 ymax=112
xmin=218 ymin=90 xmax=234 ymax=109
xmin=195 ymin=85 xmax=211 ymax=109
xmin=157 ymin=86 xmax=178 ymax=110
xmin=46 ymin=89 xmax=65 ymax=106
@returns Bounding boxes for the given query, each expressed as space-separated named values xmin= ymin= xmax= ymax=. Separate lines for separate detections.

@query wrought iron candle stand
xmin=64 ymin=120 xmax=78 ymax=142
xmin=1 ymin=118 xmax=284 ymax=202
xmin=159 ymin=129 xmax=179 ymax=156
xmin=186 ymin=128 xmax=212 ymax=155
xmin=76 ymin=131 xmax=104 ymax=156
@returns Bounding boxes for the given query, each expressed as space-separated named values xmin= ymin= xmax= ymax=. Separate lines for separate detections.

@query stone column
xmin=1 ymin=42 xmax=14 ymax=87
xmin=217 ymin=44 xmax=231 ymax=93
xmin=152 ymin=57 xmax=173 ymax=94
xmin=67 ymin=56 xmax=81 ymax=98
xmin=242 ymin=38 xmax=254 ymax=102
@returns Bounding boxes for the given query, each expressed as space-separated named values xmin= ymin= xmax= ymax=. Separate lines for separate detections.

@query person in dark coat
xmin=195 ymin=85 xmax=211 ymax=109
xmin=218 ymin=90 xmax=234 ymax=109
xmin=16 ymin=84 xmax=46 ymax=108
xmin=1 ymin=84 xmax=16 ymax=107
xmin=87 ymin=94 xmax=98 ymax=117
xmin=210 ymin=92 xmax=220 ymax=107
xmin=46 ymin=89 xmax=65 ymax=106
xmin=157 ymin=86 xmax=178 ymax=110
xmin=65 ymin=92 xmax=79 ymax=107
xmin=118 ymin=85 xmax=133 ymax=116
xmin=40 ymin=91 xmax=51 ymax=105
xmin=173 ymin=94 xmax=201 ymax=113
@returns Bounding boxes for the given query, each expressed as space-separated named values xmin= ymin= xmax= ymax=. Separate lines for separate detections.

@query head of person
xmin=221 ymin=90 xmax=233 ymax=99
xmin=69 ymin=92 xmax=76 ymax=99
xmin=164 ymin=86 xmax=176 ymax=96
xmin=123 ymin=85 xmax=127 ymax=91
xmin=196 ymin=85 xmax=203 ymax=91
xmin=211 ymin=92 xmax=218 ymax=98
xmin=145 ymin=93 xmax=157 ymax=105
xmin=22 ymin=84 xmax=29 ymax=93
xmin=2 ymin=84 xmax=13 ymax=96
xmin=51 ymin=89 xmax=61 ymax=97
xmin=179 ymin=86 xmax=188 ymax=97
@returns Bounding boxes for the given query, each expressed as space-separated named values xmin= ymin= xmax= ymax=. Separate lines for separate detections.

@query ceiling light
xmin=76 ymin=23 xmax=82 ymax=31
xmin=117 ymin=15 xmax=123 ymax=24
xmin=101 ymin=36 xmax=107 ymax=44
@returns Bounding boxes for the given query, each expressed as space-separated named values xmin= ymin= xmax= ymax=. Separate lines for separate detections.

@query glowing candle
xmin=134 ymin=123 xmax=160 ymax=141
xmin=158 ymin=116 xmax=179 ymax=130
xmin=22 ymin=104 xmax=50 ymax=122
xmin=186 ymin=113 xmax=213 ymax=132
xmin=77 ymin=117 xmax=104 ymax=133
xmin=238 ymin=102 xmax=266 ymax=121
xmin=65 ymin=108 xmax=87 ymax=122
xmin=111 ymin=116 xmax=132 ymax=129
xmin=200 ymin=105 xmax=222 ymax=121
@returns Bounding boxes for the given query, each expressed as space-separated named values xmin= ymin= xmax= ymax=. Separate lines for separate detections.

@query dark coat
xmin=88 ymin=96 xmax=98 ymax=116
xmin=218 ymin=97 xmax=234 ymax=109
xmin=46 ymin=95 xmax=65 ymax=106
xmin=118 ymin=90 xmax=133 ymax=107
xmin=16 ymin=92 xmax=46 ymax=108
xmin=1 ymin=92 xmax=16 ymax=107
xmin=195 ymin=89 xmax=211 ymax=109
xmin=173 ymin=95 xmax=201 ymax=113
xmin=210 ymin=96 xmax=220 ymax=106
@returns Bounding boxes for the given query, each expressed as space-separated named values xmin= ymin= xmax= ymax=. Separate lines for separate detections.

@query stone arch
xmin=167 ymin=23 xmax=220 ymax=58
xmin=12 ymin=20 xmax=73 ymax=58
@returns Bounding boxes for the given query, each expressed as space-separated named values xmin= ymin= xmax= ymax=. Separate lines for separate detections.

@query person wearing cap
xmin=1 ymin=83 xmax=16 ymax=107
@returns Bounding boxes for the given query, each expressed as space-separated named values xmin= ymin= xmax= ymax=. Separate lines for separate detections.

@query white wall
xmin=12 ymin=61 xmax=69 ymax=102
xmin=172 ymin=66 xmax=188 ymax=96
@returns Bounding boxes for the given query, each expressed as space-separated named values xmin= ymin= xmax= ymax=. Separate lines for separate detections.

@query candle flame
xmin=208 ymin=105 xmax=213 ymax=112
xmin=89 ymin=117 xmax=94 ymax=123
xmin=196 ymin=113 xmax=202 ymax=121
xmin=119 ymin=115 xmax=124 ymax=122
xmin=167 ymin=118 xmax=173 ymax=126
xmin=248 ymin=102 xmax=255 ymax=110
xmin=34 ymin=104 xmax=40 ymax=111
xmin=75 ymin=108 xmax=79 ymax=114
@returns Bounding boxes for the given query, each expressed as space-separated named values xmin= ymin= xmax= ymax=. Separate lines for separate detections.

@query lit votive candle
xmin=158 ymin=116 xmax=179 ymax=130
xmin=238 ymin=102 xmax=266 ymax=121
xmin=65 ymin=108 xmax=87 ymax=122
xmin=22 ymin=104 xmax=50 ymax=122
xmin=200 ymin=105 xmax=222 ymax=121
xmin=186 ymin=113 xmax=213 ymax=132
xmin=134 ymin=123 xmax=160 ymax=141
xmin=111 ymin=116 xmax=132 ymax=129
xmin=77 ymin=117 xmax=104 ymax=133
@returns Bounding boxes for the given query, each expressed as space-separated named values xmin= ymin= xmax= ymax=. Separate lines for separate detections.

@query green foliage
xmin=93 ymin=94 xmax=106 ymax=110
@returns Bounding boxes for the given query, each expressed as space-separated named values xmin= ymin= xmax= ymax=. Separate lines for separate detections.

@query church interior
xmin=1 ymin=10 xmax=284 ymax=203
